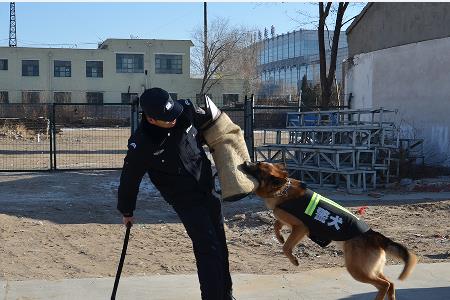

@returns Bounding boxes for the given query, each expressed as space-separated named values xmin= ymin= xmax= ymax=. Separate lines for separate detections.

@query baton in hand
xmin=111 ymin=222 xmax=132 ymax=300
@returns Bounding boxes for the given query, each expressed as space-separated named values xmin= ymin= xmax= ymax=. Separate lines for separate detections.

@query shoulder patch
xmin=128 ymin=142 xmax=137 ymax=149
xmin=184 ymin=99 xmax=191 ymax=106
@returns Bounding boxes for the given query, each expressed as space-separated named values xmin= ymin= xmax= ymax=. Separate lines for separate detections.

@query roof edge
xmin=346 ymin=3 xmax=374 ymax=35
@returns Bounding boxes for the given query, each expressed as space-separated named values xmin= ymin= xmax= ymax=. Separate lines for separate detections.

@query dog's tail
xmin=369 ymin=230 xmax=417 ymax=280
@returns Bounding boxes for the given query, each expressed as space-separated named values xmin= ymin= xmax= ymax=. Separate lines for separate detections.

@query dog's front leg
xmin=274 ymin=219 xmax=285 ymax=244
xmin=282 ymin=225 xmax=308 ymax=266
xmin=273 ymin=208 xmax=308 ymax=266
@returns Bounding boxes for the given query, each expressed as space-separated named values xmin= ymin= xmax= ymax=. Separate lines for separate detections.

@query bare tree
xmin=318 ymin=2 xmax=349 ymax=109
xmin=191 ymin=17 xmax=247 ymax=99
xmin=289 ymin=3 xmax=362 ymax=108
xmin=223 ymin=29 xmax=262 ymax=96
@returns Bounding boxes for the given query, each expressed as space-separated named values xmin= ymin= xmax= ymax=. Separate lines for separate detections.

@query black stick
xmin=111 ymin=222 xmax=132 ymax=300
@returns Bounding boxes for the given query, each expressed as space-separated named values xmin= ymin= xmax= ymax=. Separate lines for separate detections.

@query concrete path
xmin=326 ymin=191 xmax=450 ymax=203
xmin=1 ymin=263 xmax=449 ymax=300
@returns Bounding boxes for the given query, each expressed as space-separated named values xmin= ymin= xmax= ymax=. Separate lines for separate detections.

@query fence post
xmin=52 ymin=103 xmax=57 ymax=170
xmin=49 ymin=103 xmax=54 ymax=170
xmin=130 ymin=99 xmax=139 ymax=134
xmin=244 ymin=95 xmax=248 ymax=146
xmin=244 ymin=95 xmax=255 ymax=161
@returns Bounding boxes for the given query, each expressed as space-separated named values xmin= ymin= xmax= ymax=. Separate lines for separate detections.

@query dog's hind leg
xmin=274 ymin=219 xmax=285 ymax=244
xmin=345 ymin=264 xmax=391 ymax=300
xmin=344 ymin=240 xmax=390 ymax=300
xmin=378 ymin=273 xmax=395 ymax=300
xmin=360 ymin=275 xmax=391 ymax=300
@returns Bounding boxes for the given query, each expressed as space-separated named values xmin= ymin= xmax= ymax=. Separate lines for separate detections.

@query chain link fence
xmin=0 ymin=98 xmax=249 ymax=171
xmin=0 ymin=104 xmax=52 ymax=171
xmin=52 ymin=103 xmax=133 ymax=170
xmin=1 ymin=96 xmax=355 ymax=172
xmin=0 ymin=103 xmax=134 ymax=171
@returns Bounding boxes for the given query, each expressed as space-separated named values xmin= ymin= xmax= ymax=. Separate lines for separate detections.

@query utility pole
xmin=9 ymin=2 xmax=17 ymax=47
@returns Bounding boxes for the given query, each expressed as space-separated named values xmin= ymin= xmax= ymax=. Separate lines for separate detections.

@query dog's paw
xmin=288 ymin=257 xmax=299 ymax=266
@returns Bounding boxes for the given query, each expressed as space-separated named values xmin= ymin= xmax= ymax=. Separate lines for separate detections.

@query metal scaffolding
xmin=255 ymin=108 xmax=401 ymax=192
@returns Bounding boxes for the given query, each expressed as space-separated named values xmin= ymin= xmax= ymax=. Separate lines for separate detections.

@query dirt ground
xmin=0 ymin=171 xmax=449 ymax=281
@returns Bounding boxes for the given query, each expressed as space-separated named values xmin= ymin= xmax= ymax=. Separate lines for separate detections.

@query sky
xmin=0 ymin=2 xmax=366 ymax=49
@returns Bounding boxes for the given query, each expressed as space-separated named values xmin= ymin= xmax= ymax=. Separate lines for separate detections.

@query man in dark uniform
xmin=117 ymin=87 xmax=233 ymax=300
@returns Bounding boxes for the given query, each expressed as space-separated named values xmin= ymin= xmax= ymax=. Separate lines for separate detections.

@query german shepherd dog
xmin=242 ymin=161 xmax=417 ymax=300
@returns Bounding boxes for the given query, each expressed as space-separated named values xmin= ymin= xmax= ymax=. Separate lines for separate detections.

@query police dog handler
xmin=117 ymin=87 xmax=235 ymax=300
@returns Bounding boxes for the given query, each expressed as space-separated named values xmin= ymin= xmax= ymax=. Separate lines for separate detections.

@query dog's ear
xmin=274 ymin=162 xmax=285 ymax=169
xmin=270 ymin=164 xmax=288 ymax=179
xmin=299 ymin=181 xmax=307 ymax=189
xmin=274 ymin=163 xmax=287 ymax=172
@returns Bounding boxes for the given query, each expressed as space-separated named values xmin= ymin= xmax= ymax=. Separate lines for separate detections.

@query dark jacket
xmin=117 ymin=99 xmax=213 ymax=216
xmin=278 ymin=189 xmax=370 ymax=241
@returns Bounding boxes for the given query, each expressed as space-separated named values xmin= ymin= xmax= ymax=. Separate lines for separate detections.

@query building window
xmin=169 ymin=93 xmax=178 ymax=101
xmin=121 ymin=93 xmax=138 ymax=104
xmin=22 ymin=91 xmax=40 ymax=103
xmin=22 ymin=60 xmax=39 ymax=76
xmin=0 ymin=91 xmax=8 ymax=103
xmin=86 ymin=92 xmax=103 ymax=104
xmin=155 ymin=54 xmax=182 ymax=74
xmin=86 ymin=61 xmax=103 ymax=78
xmin=116 ymin=54 xmax=144 ymax=73
xmin=54 ymin=92 xmax=71 ymax=103
xmin=54 ymin=60 xmax=71 ymax=77
xmin=223 ymin=94 xmax=239 ymax=106
xmin=0 ymin=59 xmax=7 ymax=70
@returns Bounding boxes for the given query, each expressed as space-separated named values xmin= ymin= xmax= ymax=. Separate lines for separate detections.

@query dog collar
xmin=276 ymin=178 xmax=291 ymax=197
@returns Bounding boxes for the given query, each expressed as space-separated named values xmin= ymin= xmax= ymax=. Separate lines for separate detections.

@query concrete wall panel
xmin=345 ymin=36 xmax=450 ymax=166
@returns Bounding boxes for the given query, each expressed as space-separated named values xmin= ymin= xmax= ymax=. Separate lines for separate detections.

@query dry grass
xmin=0 ymin=123 xmax=36 ymax=140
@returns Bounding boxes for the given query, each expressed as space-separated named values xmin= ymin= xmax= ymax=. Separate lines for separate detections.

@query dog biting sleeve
xmin=202 ymin=112 xmax=258 ymax=202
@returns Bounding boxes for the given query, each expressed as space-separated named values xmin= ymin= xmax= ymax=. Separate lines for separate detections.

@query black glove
xmin=195 ymin=95 xmax=222 ymax=129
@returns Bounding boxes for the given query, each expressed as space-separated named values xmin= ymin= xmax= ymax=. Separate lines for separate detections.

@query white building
xmin=344 ymin=3 xmax=450 ymax=167
xmin=0 ymin=38 xmax=245 ymax=106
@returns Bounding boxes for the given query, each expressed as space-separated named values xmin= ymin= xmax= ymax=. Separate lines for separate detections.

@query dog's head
xmin=242 ymin=161 xmax=306 ymax=198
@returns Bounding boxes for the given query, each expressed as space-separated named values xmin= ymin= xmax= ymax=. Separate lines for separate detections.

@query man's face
xmin=146 ymin=115 xmax=177 ymax=128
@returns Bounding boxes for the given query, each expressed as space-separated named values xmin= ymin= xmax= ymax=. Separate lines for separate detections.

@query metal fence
xmin=0 ymin=104 xmax=52 ymax=171
xmin=0 ymin=103 xmax=134 ymax=171
xmin=52 ymin=103 xmax=133 ymax=170
xmin=0 ymin=99 xmax=249 ymax=171
xmin=0 ymin=96 xmax=350 ymax=172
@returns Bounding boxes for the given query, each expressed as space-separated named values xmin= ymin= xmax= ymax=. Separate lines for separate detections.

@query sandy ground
xmin=0 ymin=171 xmax=449 ymax=281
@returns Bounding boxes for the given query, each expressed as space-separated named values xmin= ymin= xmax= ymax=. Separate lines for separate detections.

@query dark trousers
xmin=173 ymin=194 xmax=232 ymax=300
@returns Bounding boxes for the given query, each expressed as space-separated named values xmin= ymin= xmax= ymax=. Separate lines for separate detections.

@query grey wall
xmin=345 ymin=36 xmax=450 ymax=167
xmin=347 ymin=3 xmax=450 ymax=56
